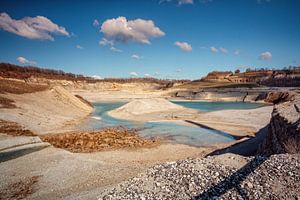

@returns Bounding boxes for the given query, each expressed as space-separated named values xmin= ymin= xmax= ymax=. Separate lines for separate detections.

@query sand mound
xmin=111 ymin=98 xmax=184 ymax=116
xmin=0 ymin=86 xmax=93 ymax=134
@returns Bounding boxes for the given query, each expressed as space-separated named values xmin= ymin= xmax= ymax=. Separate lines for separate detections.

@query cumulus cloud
xmin=110 ymin=46 xmax=122 ymax=52
xmin=76 ymin=45 xmax=83 ymax=49
xmin=210 ymin=46 xmax=218 ymax=53
xmin=219 ymin=47 xmax=228 ymax=54
xmin=131 ymin=54 xmax=142 ymax=59
xmin=129 ymin=72 xmax=138 ymax=77
xmin=100 ymin=16 xmax=165 ymax=44
xmin=0 ymin=12 xmax=69 ymax=41
xmin=91 ymin=75 xmax=103 ymax=80
xmin=93 ymin=19 xmax=100 ymax=27
xmin=17 ymin=56 xmax=36 ymax=65
xmin=99 ymin=38 xmax=114 ymax=46
xmin=144 ymin=73 xmax=152 ymax=78
xmin=159 ymin=0 xmax=194 ymax=5
xmin=178 ymin=0 xmax=193 ymax=5
xmin=174 ymin=41 xmax=192 ymax=52
xmin=260 ymin=51 xmax=272 ymax=60
xmin=99 ymin=38 xmax=122 ymax=52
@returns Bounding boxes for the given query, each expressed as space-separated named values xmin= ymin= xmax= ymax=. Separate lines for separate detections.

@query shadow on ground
xmin=206 ymin=125 xmax=269 ymax=157
xmin=0 ymin=145 xmax=48 ymax=163
xmin=193 ymin=156 xmax=268 ymax=200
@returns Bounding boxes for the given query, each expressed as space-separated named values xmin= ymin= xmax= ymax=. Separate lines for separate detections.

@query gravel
xmin=99 ymin=154 xmax=300 ymax=200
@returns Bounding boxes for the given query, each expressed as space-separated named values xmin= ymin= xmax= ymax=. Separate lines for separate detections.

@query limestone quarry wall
xmin=258 ymin=98 xmax=300 ymax=155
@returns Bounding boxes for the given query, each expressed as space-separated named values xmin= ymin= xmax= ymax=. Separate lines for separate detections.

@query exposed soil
xmin=75 ymin=94 xmax=93 ymax=108
xmin=0 ymin=176 xmax=40 ymax=200
xmin=40 ymin=128 xmax=160 ymax=153
xmin=0 ymin=120 xmax=36 ymax=136
xmin=0 ymin=79 xmax=48 ymax=94
xmin=0 ymin=96 xmax=16 ymax=108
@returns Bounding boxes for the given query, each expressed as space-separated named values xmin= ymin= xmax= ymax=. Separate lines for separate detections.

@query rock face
xmin=263 ymin=91 xmax=295 ymax=104
xmin=258 ymin=97 xmax=300 ymax=155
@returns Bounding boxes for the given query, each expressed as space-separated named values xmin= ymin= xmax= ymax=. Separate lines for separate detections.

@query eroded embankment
xmin=258 ymin=97 xmax=300 ymax=155
xmin=172 ymin=88 xmax=298 ymax=103
xmin=0 ymin=81 xmax=93 ymax=134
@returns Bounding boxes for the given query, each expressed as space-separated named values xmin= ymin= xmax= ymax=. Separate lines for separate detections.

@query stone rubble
xmin=100 ymin=154 xmax=300 ymax=200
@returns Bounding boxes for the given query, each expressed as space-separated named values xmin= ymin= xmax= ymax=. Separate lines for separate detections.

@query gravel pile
xmin=100 ymin=154 xmax=300 ymax=200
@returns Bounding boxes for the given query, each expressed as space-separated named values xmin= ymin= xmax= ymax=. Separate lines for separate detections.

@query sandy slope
xmin=0 ymin=143 xmax=209 ymax=200
xmin=108 ymin=98 xmax=199 ymax=121
xmin=0 ymin=86 xmax=93 ymax=134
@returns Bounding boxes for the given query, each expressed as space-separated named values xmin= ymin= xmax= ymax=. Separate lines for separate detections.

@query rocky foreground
xmin=101 ymin=153 xmax=299 ymax=200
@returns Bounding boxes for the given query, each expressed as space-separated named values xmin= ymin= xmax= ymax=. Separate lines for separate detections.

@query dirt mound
xmin=0 ymin=120 xmax=35 ymax=136
xmin=0 ymin=86 xmax=93 ymax=134
xmin=40 ymin=128 xmax=159 ymax=153
xmin=110 ymin=98 xmax=184 ymax=116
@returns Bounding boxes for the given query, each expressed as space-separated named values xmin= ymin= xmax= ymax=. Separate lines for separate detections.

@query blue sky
xmin=0 ymin=0 xmax=300 ymax=79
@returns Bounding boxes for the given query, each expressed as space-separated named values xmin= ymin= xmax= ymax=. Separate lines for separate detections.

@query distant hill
xmin=0 ymin=63 xmax=189 ymax=85
xmin=201 ymin=68 xmax=300 ymax=87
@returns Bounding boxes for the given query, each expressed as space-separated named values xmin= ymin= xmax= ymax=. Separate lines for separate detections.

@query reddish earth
xmin=0 ymin=120 xmax=36 ymax=136
xmin=40 ymin=128 xmax=160 ymax=153
xmin=0 ymin=176 xmax=40 ymax=200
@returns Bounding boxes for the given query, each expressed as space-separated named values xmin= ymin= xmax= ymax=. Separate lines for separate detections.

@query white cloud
xmin=129 ymin=72 xmax=138 ymax=77
xmin=99 ymin=38 xmax=122 ymax=52
xmin=174 ymin=41 xmax=192 ymax=52
xmin=144 ymin=73 xmax=152 ymax=78
xmin=110 ymin=46 xmax=122 ymax=52
xmin=100 ymin=16 xmax=165 ymax=44
xmin=76 ymin=45 xmax=83 ymax=49
xmin=0 ymin=12 xmax=69 ymax=41
xmin=210 ymin=46 xmax=218 ymax=53
xmin=99 ymin=38 xmax=114 ymax=46
xmin=219 ymin=47 xmax=228 ymax=54
xmin=17 ymin=56 xmax=36 ymax=65
xmin=176 ymin=69 xmax=182 ymax=72
xmin=234 ymin=50 xmax=240 ymax=55
xmin=131 ymin=54 xmax=142 ymax=59
xmin=178 ymin=0 xmax=193 ymax=5
xmin=159 ymin=0 xmax=194 ymax=5
xmin=260 ymin=51 xmax=272 ymax=60
xmin=93 ymin=19 xmax=100 ymax=27
xmin=91 ymin=75 xmax=103 ymax=80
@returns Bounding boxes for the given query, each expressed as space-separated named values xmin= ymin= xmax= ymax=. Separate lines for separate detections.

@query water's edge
xmin=77 ymin=101 xmax=266 ymax=147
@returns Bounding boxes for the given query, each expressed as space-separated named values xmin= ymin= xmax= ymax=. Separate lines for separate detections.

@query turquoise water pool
xmin=78 ymin=101 xmax=265 ymax=147
xmin=172 ymin=101 xmax=265 ymax=112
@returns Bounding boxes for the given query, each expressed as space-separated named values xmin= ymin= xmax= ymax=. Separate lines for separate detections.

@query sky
xmin=0 ymin=0 xmax=300 ymax=79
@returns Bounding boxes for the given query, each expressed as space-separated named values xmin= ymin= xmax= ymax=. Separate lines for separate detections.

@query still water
xmin=78 ymin=101 xmax=265 ymax=147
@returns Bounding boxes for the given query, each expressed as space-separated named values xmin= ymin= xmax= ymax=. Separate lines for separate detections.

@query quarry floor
xmin=0 ymin=89 xmax=275 ymax=199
